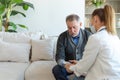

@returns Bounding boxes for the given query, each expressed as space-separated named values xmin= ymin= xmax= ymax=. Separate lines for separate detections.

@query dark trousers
xmin=52 ymin=65 xmax=85 ymax=80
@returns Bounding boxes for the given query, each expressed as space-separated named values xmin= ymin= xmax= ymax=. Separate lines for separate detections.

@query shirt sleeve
xmin=69 ymin=35 xmax=100 ymax=77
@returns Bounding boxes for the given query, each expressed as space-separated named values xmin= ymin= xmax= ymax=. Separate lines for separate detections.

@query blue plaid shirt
xmin=72 ymin=33 xmax=80 ymax=45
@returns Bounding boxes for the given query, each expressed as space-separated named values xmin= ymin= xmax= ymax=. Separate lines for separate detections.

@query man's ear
xmin=80 ymin=22 xmax=82 ymax=26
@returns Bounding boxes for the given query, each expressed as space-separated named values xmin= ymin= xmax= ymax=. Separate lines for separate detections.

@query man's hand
xmin=64 ymin=63 xmax=74 ymax=73
xmin=69 ymin=60 xmax=78 ymax=64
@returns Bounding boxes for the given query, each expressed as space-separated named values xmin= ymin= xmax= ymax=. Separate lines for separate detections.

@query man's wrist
xmin=57 ymin=59 xmax=70 ymax=67
xmin=63 ymin=61 xmax=70 ymax=67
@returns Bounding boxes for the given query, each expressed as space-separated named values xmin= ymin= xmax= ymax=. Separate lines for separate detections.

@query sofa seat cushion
xmin=25 ymin=61 xmax=56 ymax=80
xmin=0 ymin=62 xmax=29 ymax=80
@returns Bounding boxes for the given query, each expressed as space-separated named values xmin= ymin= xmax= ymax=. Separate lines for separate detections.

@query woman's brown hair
xmin=104 ymin=5 xmax=116 ymax=35
xmin=92 ymin=5 xmax=116 ymax=35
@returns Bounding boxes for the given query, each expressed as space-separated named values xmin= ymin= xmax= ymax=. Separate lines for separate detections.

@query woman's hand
xmin=64 ymin=63 xmax=74 ymax=73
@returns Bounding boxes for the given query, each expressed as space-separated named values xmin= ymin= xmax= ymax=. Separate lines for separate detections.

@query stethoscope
xmin=98 ymin=27 xmax=106 ymax=32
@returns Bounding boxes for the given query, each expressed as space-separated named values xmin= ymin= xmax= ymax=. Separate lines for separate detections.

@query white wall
xmin=11 ymin=0 xmax=85 ymax=36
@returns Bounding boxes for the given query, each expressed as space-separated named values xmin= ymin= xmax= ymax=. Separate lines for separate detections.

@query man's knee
xmin=52 ymin=65 xmax=61 ymax=75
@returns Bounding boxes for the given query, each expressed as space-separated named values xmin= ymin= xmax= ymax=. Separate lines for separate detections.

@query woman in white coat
xmin=65 ymin=5 xmax=120 ymax=80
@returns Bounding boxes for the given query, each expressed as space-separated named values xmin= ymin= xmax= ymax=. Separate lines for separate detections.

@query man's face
xmin=67 ymin=20 xmax=81 ymax=37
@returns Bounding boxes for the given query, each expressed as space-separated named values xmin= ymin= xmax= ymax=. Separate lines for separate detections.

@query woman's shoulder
xmin=88 ymin=33 xmax=101 ymax=43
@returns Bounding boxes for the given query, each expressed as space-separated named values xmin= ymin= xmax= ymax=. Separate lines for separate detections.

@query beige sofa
xmin=0 ymin=32 xmax=57 ymax=80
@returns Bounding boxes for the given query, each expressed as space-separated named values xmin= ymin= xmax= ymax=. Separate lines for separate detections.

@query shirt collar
xmin=97 ymin=26 xmax=106 ymax=32
xmin=67 ymin=30 xmax=80 ymax=38
xmin=72 ymin=32 xmax=80 ymax=39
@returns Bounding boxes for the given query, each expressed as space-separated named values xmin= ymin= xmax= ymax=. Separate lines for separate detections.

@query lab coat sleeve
xmin=70 ymin=35 xmax=100 ymax=77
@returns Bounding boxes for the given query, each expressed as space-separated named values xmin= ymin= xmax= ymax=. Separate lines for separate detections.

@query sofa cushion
xmin=31 ymin=39 xmax=54 ymax=61
xmin=25 ymin=61 xmax=56 ymax=80
xmin=0 ymin=40 xmax=31 ymax=62
xmin=0 ymin=38 xmax=2 ymax=41
xmin=0 ymin=62 xmax=29 ymax=80
xmin=0 ymin=33 xmax=3 ymax=40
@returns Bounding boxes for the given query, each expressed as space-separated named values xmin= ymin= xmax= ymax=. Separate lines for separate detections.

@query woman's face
xmin=91 ymin=16 xmax=97 ymax=29
xmin=91 ymin=15 xmax=104 ymax=31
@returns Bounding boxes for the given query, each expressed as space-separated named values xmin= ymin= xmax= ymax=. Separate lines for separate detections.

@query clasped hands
xmin=64 ymin=60 xmax=78 ymax=73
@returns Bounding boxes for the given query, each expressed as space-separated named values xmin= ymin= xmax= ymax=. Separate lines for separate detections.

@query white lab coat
xmin=70 ymin=26 xmax=120 ymax=80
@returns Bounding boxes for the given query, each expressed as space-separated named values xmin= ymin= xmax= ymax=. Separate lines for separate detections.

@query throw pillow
xmin=31 ymin=39 xmax=54 ymax=61
xmin=0 ymin=40 xmax=31 ymax=62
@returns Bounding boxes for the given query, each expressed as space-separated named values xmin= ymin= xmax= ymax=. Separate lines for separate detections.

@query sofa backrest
xmin=0 ymin=32 xmax=58 ymax=63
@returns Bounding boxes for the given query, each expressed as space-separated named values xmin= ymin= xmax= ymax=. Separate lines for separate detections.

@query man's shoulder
xmin=80 ymin=28 xmax=92 ymax=42
xmin=81 ymin=28 xmax=92 ymax=36
xmin=81 ymin=28 xmax=91 ymax=34
xmin=59 ymin=30 xmax=68 ymax=37
xmin=57 ymin=31 xmax=68 ymax=45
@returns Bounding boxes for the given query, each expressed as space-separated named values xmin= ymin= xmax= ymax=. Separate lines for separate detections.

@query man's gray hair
xmin=66 ymin=14 xmax=80 ymax=22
